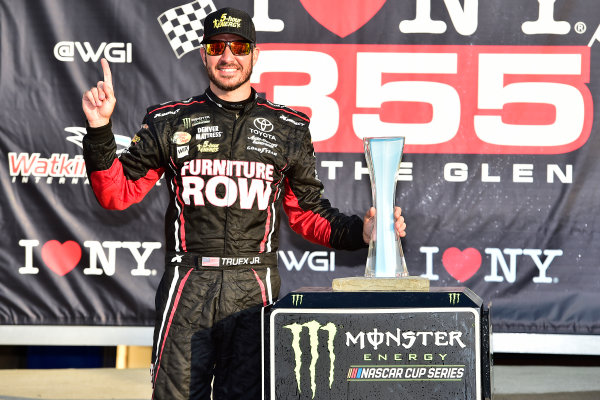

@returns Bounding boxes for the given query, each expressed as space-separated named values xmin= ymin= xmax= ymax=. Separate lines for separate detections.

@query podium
xmin=262 ymin=287 xmax=492 ymax=400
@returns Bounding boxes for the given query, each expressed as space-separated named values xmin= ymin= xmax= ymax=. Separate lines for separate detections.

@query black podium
xmin=262 ymin=287 xmax=492 ymax=400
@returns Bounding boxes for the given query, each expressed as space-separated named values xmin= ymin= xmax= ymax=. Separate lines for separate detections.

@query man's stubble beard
xmin=207 ymin=53 xmax=254 ymax=92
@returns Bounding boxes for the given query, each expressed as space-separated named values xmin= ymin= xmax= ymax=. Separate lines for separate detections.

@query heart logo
xmin=41 ymin=240 xmax=82 ymax=276
xmin=442 ymin=247 xmax=481 ymax=282
xmin=300 ymin=0 xmax=386 ymax=38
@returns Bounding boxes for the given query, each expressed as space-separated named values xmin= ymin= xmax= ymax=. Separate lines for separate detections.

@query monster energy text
xmin=346 ymin=328 xmax=466 ymax=350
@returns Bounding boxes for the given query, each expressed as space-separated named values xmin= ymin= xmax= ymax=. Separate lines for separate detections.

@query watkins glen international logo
xmin=284 ymin=321 xmax=338 ymax=398
xmin=54 ymin=41 xmax=132 ymax=63
xmin=8 ymin=127 xmax=132 ymax=185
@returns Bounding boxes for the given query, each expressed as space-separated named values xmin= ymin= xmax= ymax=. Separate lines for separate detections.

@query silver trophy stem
xmin=364 ymin=137 xmax=408 ymax=278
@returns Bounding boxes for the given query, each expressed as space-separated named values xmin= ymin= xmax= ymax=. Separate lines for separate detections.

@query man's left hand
xmin=363 ymin=206 xmax=406 ymax=244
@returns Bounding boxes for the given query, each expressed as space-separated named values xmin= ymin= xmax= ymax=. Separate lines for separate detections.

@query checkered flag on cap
xmin=157 ymin=0 xmax=217 ymax=59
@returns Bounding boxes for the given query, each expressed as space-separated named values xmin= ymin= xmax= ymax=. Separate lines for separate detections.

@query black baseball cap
xmin=202 ymin=7 xmax=256 ymax=43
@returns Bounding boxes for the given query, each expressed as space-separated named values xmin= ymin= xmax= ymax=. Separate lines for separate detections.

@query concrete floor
xmin=0 ymin=368 xmax=151 ymax=399
xmin=0 ymin=366 xmax=599 ymax=399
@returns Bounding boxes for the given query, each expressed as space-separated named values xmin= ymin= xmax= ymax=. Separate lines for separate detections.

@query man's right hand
xmin=82 ymin=58 xmax=116 ymax=128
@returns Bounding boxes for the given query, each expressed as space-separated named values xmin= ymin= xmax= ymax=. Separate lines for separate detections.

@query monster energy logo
xmin=291 ymin=294 xmax=303 ymax=306
xmin=284 ymin=321 xmax=337 ymax=399
xmin=182 ymin=116 xmax=209 ymax=129
xmin=449 ymin=293 xmax=461 ymax=305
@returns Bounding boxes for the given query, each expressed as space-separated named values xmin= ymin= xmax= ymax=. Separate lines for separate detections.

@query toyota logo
xmin=253 ymin=118 xmax=274 ymax=132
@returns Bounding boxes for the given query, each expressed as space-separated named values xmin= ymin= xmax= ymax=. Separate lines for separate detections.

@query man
xmin=82 ymin=7 xmax=406 ymax=400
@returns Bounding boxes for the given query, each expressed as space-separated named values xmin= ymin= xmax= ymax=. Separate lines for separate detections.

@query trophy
xmin=364 ymin=137 xmax=408 ymax=278
xmin=332 ymin=136 xmax=429 ymax=291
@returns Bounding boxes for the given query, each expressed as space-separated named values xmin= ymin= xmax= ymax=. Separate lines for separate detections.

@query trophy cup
xmin=271 ymin=145 xmax=491 ymax=400
xmin=332 ymin=136 xmax=429 ymax=291
xmin=364 ymin=137 xmax=407 ymax=278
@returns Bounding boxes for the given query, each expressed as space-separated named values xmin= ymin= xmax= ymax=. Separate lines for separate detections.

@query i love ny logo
xmin=40 ymin=240 xmax=82 ymax=276
xmin=441 ymin=247 xmax=482 ymax=282
xmin=300 ymin=0 xmax=386 ymax=37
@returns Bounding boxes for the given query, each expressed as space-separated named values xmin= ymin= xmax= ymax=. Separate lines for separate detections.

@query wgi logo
xmin=253 ymin=117 xmax=274 ymax=132
xmin=54 ymin=41 xmax=132 ymax=63
xmin=284 ymin=321 xmax=337 ymax=398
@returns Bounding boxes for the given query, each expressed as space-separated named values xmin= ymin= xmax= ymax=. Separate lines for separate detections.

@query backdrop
xmin=1 ymin=0 xmax=598 ymax=335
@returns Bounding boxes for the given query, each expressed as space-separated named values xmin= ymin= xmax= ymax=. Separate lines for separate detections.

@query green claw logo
xmin=291 ymin=294 xmax=304 ymax=306
xmin=449 ymin=293 xmax=461 ymax=305
xmin=284 ymin=321 xmax=337 ymax=398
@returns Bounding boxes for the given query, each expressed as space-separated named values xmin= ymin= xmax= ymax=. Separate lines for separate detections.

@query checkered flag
xmin=157 ymin=0 xmax=217 ymax=59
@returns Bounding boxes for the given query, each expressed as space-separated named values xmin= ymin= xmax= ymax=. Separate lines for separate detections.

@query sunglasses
xmin=203 ymin=40 xmax=254 ymax=56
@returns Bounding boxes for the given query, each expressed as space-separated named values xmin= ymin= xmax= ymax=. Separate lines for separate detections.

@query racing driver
xmin=81 ymin=7 xmax=406 ymax=400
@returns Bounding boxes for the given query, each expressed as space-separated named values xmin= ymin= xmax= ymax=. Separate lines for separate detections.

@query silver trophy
xmin=332 ymin=136 xmax=428 ymax=291
xmin=363 ymin=137 xmax=408 ymax=278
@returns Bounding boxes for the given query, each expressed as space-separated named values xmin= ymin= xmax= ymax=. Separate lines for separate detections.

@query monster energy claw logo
xmin=449 ymin=293 xmax=461 ymax=305
xmin=284 ymin=321 xmax=337 ymax=399
xmin=291 ymin=294 xmax=303 ymax=306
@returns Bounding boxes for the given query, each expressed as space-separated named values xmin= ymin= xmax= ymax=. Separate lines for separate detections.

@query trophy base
xmin=332 ymin=276 xmax=430 ymax=292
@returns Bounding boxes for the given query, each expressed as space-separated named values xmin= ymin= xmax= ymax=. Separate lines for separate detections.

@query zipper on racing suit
xmin=224 ymin=109 xmax=242 ymax=255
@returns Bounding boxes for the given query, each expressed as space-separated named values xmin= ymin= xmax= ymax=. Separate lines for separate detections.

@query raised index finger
xmin=101 ymin=58 xmax=112 ymax=86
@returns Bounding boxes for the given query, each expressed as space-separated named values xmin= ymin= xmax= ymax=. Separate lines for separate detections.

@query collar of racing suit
xmin=205 ymin=87 xmax=257 ymax=112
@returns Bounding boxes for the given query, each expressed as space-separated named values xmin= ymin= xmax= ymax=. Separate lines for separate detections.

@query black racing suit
xmin=83 ymin=88 xmax=366 ymax=400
